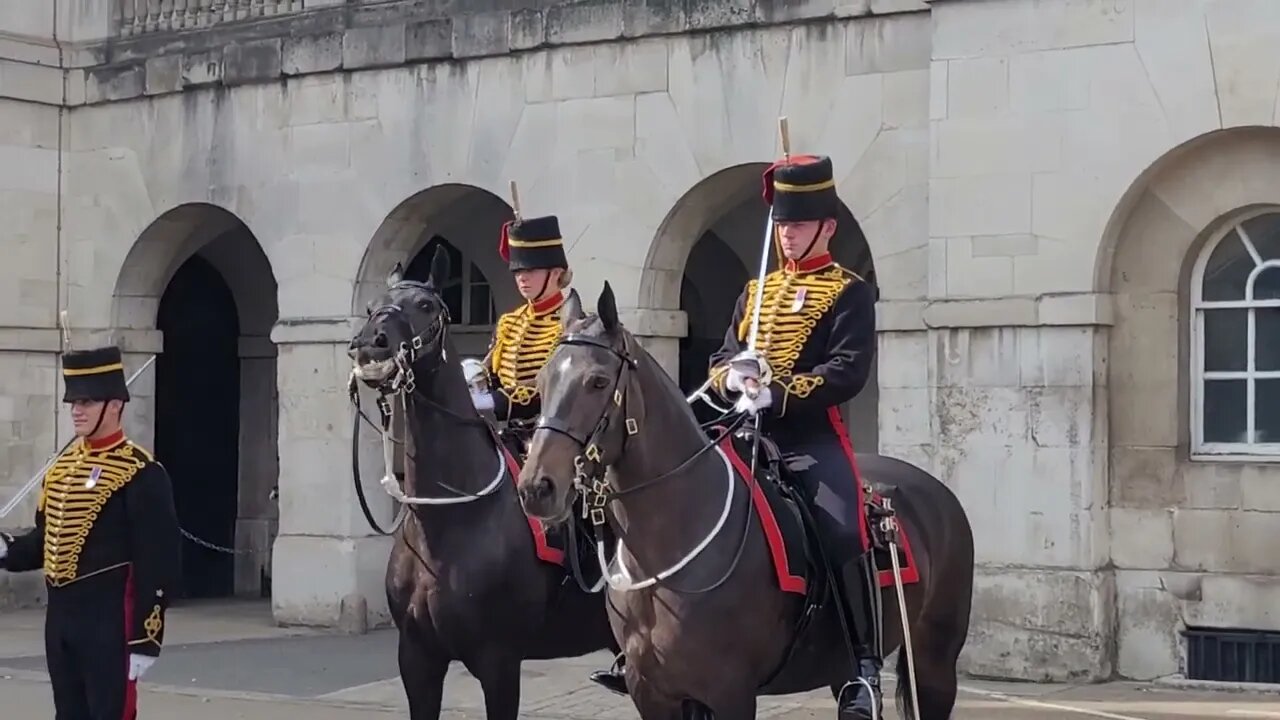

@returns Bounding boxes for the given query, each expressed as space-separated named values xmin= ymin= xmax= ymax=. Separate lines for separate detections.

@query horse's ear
xmin=427 ymin=245 xmax=451 ymax=289
xmin=386 ymin=261 xmax=404 ymax=287
xmin=597 ymin=281 xmax=618 ymax=332
xmin=561 ymin=288 xmax=585 ymax=331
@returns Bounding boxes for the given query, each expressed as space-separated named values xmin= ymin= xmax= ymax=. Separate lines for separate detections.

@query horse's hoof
xmin=588 ymin=670 xmax=630 ymax=696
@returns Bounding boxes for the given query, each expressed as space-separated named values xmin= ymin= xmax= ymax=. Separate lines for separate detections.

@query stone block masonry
xmin=69 ymin=0 xmax=921 ymax=107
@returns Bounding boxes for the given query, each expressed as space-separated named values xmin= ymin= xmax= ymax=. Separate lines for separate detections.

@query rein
xmin=535 ymin=330 xmax=758 ymax=593
xmin=348 ymin=282 xmax=510 ymax=536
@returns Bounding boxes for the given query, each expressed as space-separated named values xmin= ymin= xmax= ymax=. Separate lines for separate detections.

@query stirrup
xmin=836 ymin=679 xmax=881 ymax=720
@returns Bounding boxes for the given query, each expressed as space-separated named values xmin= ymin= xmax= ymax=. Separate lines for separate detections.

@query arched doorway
xmin=156 ymin=255 xmax=240 ymax=598
xmin=653 ymin=165 xmax=880 ymax=450
xmin=680 ymin=232 xmax=749 ymax=423
xmin=112 ymin=204 xmax=280 ymax=601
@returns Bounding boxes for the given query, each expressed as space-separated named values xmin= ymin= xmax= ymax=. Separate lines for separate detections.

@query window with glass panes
xmin=1191 ymin=211 xmax=1280 ymax=457
xmin=404 ymin=236 xmax=497 ymax=327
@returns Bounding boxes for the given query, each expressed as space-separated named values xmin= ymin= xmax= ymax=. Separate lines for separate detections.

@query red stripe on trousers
xmin=123 ymin=567 xmax=137 ymax=720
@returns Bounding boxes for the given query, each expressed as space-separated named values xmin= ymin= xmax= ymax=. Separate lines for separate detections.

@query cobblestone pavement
xmin=1 ymin=600 xmax=1278 ymax=719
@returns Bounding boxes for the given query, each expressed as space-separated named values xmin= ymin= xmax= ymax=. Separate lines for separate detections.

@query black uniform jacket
xmin=1 ymin=431 xmax=181 ymax=657
xmin=709 ymin=253 xmax=877 ymax=446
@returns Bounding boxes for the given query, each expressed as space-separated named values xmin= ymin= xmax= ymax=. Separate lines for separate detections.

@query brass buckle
xmin=585 ymin=444 xmax=601 ymax=463
xmin=625 ymin=418 xmax=639 ymax=435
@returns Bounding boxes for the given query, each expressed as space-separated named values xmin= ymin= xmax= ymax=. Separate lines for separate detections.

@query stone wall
xmin=16 ymin=7 xmax=933 ymax=629
xmin=926 ymin=0 xmax=1280 ymax=681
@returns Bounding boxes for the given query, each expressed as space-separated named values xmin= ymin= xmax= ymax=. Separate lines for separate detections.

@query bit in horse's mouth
xmin=353 ymin=359 xmax=396 ymax=384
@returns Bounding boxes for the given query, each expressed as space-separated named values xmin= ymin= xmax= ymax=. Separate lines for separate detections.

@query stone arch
xmin=1102 ymin=126 xmax=1280 ymax=680
xmin=111 ymin=202 xmax=280 ymax=601
xmin=353 ymin=183 xmax=517 ymax=328
xmin=646 ymin=163 xmax=879 ymax=451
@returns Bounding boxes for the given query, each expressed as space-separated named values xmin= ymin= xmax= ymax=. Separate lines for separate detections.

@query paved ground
xmin=2 ymin=599 xmax=1279 ymax=718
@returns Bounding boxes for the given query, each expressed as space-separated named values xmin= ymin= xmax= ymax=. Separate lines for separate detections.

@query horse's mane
xmin=565 ymin=313 xmax=709 ymax=438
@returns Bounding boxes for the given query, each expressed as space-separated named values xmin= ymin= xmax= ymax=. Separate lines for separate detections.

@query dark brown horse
xmin=516 ymin=284 xmax=974 ymax=720
xmin=347 ymin=247 xmax=615 ymax=720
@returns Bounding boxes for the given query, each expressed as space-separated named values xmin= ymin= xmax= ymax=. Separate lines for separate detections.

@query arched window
xmin=404 ymin=235 xmax=496 ymax=326
xmin=1191 ymin=210 xmax=1280 ymax=458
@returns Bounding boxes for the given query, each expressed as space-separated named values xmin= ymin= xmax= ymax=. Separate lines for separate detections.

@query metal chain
xmin=179 ymin=526 xmax=257 ymax=555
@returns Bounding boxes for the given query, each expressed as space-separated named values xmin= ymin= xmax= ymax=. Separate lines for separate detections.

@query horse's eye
xmin=590 ymin=376 xmax=609 ymax=390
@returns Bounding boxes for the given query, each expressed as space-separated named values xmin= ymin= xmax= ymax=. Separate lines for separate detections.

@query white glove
xmin=128 ymin=653 xmax=156 ymax=681
xmin=471 ymin=390 xmax=495 ymax=412
xmin=734 ymin=386 xmax=773 ymax=415
xmin=461 ymin=358 xmax=488 ymax=392
xmin=0 ymin=535 xmax=8 ymax=561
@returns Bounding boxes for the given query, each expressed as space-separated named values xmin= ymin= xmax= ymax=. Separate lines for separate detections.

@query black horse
xmin=517 ymin=284 xmax=975 ymax=720
xmin=347 ymin=247 xmax=615 ymax=720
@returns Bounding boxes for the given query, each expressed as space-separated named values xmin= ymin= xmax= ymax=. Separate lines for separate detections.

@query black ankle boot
xmin=836 ymin=658 xmax=883 ymax=720
xmin=588 ymin=654 xmax=630 ymax=696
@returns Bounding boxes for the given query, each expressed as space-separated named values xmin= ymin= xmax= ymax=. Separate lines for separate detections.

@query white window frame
xmin=1190 ymin=207 xmax=1280 ymax=461
xmin=417 ymin=237 xmax=497 ymax=330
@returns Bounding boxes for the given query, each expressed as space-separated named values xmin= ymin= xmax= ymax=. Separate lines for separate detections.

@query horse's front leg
xmin=397 ymin=620 xmax=450 ymax=720
xmin=464 ymin=650 xmax=522 ymax=720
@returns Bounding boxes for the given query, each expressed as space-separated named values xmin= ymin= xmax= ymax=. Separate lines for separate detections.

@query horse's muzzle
xmin=518 ymin=475 xmax=568 ymax=524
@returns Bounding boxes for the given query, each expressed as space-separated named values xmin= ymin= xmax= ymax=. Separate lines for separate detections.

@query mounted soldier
xmin=590 ymin=153 xmax=883 ymax=720
xmin=0 ymin=345 xmax=182 ymax=720
xmin=467 ymin=212 xmax=574 ymax=458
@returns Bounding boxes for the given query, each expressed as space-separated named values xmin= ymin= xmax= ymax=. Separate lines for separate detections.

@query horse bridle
xmin=533 ymin=330 xmax=748 ymax=529
xmin=359 ymin=280 xmax=451 ymax=403
xmin=533 ymin=331 xmax=640 ymax=526
xmin=349 ymin=281 xmax=513 ymax=537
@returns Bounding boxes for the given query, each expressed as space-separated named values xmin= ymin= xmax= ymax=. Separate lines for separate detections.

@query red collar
xmin=784 ymin=252 xmax=834 ymax=275
xmin=84 ymin=429 xmax=126 ymax=451
xmin=529 ymin=291 xmax=564 ymax=316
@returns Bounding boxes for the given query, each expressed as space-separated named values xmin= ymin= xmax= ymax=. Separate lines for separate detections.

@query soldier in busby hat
xmin=468 ymin=214 xmax=575 ymax=431
xmin=1 ymin=345 xmax=181 ymax=719
xmin=589 ymin=155 xmax=884 ymax=720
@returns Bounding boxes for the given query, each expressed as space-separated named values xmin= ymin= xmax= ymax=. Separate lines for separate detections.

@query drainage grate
xmin=1184 ymin=626 xmax=1280 ymax=683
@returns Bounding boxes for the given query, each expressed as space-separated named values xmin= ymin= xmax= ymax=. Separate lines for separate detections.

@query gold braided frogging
xmin=734 ymin=265 xmax=855 ymax=400
xmin=489 ymin=305 xmax=563 ymax=406
xmin=41 ymin=441 xmax=147 ymax=586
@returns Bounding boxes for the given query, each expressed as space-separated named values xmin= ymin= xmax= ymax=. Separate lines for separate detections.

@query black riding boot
xmin=831 ymin=560 xmax=883 ymax=720
xmin=589 ymin=653 xmax=629 ymax=696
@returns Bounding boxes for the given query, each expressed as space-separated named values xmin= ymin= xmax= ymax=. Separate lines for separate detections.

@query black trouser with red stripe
xmin=774 ymin=411 xmax=882 ymax=666
xmin=44 ymin=567 xmax=138 ymax=720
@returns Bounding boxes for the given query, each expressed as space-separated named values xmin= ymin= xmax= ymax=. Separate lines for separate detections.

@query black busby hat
xmin=498 ymin=215 xmax=569 ymax=271
xmin=761 ymin=154 xmax=840 ymax=221
xmin=62 ymin=346 xmax=130 ymax=403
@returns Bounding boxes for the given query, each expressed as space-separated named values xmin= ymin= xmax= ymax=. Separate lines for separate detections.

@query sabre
xmin=743 ymin=117 xmax=789 ymax=358
xmin=739 ymin=118 xmax=790 ymax=478
xmin=0 ymin=354 xmax=157 ymax=520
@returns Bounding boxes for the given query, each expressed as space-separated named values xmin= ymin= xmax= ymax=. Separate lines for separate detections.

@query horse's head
xmin=348 ymin=245 xmax=453 ymax=392
xmin=518 ymin=282 xmax=637 ymax=524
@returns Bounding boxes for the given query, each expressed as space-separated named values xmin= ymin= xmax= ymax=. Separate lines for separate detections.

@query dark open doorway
xmin=155 ymin=254 xmax=241 ymax=600
xmin=680 ymin=232 xmax=750 ymax=424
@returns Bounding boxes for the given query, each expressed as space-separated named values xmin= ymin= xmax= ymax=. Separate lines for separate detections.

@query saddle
xmin=728 ymin=424 xmax=898 ymax=574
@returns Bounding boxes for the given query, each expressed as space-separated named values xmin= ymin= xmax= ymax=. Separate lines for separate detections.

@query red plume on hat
xmin=498 ymin=220 xmax=515 ymax=262
xmin=760 ymin=153 xmax=822 ymax=205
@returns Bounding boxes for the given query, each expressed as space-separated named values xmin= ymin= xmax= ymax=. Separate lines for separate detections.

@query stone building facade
xmin=0 ymin=0 xmax=1277 ymax=683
